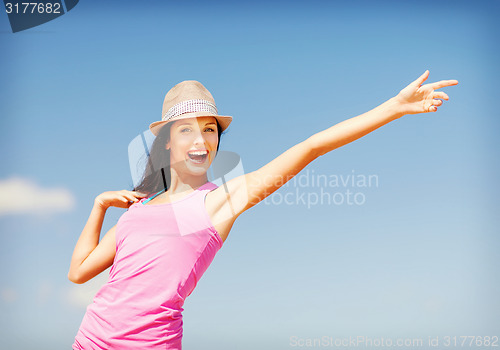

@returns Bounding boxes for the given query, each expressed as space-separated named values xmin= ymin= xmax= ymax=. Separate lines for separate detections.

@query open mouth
xmin=187 ymin=150 xmax=209 ymax=164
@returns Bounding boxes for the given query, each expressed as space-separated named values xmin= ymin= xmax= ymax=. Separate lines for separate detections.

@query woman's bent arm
xmin=67 ymin=200 xmax=115 ymax=284
xmin=68 ymin=190 xmax=146 ymax=284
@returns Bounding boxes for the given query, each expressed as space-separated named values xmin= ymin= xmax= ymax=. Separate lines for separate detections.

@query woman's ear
xmin=165 ymin=141 xmax=170 ymax=151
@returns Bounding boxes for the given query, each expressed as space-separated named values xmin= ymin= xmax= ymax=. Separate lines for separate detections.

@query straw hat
xmin=149 ymin=80 xmax=232 ymax=136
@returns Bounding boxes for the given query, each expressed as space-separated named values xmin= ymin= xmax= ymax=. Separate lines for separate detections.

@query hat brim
xmin=149 ymin=112 xmax=232 ymax=136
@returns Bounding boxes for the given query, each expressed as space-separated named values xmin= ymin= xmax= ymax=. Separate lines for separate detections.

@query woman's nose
xmin=192 ymin=130 xmax=206 ymax=145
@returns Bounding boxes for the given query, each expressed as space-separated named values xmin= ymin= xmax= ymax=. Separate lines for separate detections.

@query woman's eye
xmin=180 ymin=127 xmax=214 ymax=133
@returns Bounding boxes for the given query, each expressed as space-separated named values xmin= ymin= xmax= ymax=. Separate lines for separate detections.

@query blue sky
xmin=1 ymin=0 xmax=499 ymax=349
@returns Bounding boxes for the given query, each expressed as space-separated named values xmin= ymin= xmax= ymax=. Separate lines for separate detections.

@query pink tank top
xmin=73 ymin=182 xmax=223 ymax=350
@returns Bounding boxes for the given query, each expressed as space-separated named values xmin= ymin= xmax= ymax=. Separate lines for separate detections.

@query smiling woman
xmin=69 ymin=73 xmax=458 ymax=349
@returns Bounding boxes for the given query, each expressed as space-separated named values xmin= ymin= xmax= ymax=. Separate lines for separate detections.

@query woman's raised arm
xmin=221 ymin=70 xmax=458 ymax=216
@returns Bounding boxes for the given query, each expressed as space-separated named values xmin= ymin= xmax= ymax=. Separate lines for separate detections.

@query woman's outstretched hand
xmin=95 ymin=190 xmax=148 ymax=210
xmin=394 ymin=70 xmax=458 ymax=115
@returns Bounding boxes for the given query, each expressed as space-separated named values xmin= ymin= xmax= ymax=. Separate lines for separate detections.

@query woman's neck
xmin=168 ymin=170 xmax=208 ymax=195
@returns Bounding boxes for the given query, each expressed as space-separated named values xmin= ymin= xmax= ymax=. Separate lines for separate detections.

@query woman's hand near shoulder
xmin=95 ymin=190 xmax=147 ymax=210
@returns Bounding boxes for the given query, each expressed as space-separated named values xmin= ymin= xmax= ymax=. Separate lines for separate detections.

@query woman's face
xmin=167 ymin=116 xmax=219 ymax=177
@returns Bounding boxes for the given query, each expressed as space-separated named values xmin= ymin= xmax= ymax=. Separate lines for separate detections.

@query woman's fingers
xmin=124 ymin=194 xmax=139 ymax=203
xmin=412 ymin=70 xmax=430 ymax=87
xmin=116 ymin=191 xmax=136 ymax=204
xmin=128 ymin=191 xmax=147 ymax=203
xmin=433 ymin=91 xmax=449 ymax=100
xmin=426 ymin=99 xmax=443 ymax=113
xmin=396 ymin=71 xmax=458 ymax=115
xmin=432 ymin=99 xmax=443 ymax=107
xmin=428 ymin=79 xmax=459 ymax=90
xmin=97 ymin=190 xmax=147 ymax=209
xmin=120 ymin=190 xmax=144 ymax=200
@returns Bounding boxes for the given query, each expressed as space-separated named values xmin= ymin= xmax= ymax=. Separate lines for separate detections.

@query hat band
xmin=163 ymin=99 xmax=218 ymax=122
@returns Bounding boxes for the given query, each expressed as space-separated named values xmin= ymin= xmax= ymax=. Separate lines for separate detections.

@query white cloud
xmin=0 ymin=176 xmax=76 ymax=216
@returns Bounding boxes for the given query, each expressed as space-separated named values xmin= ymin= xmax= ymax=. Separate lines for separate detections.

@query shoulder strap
xmin=142 ymin=189 xmax=165 ymax=205
xmin=200 ymin=181 xmax=218 ymax=192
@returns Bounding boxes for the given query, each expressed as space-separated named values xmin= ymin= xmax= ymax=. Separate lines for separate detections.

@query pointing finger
xmin=428 ymin=79 xmax=459 ymax=90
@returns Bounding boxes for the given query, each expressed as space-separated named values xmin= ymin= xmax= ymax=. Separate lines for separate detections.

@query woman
xmin=69 ymin=72 xmax=458 ymax=349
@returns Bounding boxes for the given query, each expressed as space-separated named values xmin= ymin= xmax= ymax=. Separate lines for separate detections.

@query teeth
xmin=188 ymin=150 xmax=208 ymax=156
